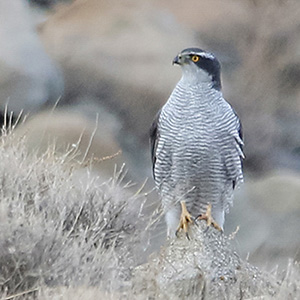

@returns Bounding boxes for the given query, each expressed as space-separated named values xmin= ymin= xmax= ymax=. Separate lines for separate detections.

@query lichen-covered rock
xmin=133 ymin=222 xmax=280 ymax=299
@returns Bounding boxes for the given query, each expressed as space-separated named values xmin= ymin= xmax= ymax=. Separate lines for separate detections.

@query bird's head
xmin=173 ymin=48 xmax=221 ymax=90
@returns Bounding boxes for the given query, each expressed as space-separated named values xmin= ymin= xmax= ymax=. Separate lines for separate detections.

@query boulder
xmin=40 ymin=0 xmax=197 ymax=144
xmin=133 ymin=222 xmax=286 ymax=299
xmin=0 ymin=0 xmax=63 ymax=114
xmin=226 ymin=171 xmax=300 ymax=268
xmin=13 ymin=107 xmax=125 ymax=181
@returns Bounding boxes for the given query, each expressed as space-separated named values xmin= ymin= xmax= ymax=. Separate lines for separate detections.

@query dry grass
xmin=0 ymin=122 xmax=151 ymax=298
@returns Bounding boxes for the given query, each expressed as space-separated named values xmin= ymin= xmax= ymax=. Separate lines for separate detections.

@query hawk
xmin=150 ymin=48 xmax=244 ymax=237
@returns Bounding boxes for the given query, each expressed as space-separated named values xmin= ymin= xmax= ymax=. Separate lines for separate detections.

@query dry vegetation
xmin=0 ymin=122 xmax=151 ymax=299
xmin=0 ymin=122 xmax=298 ymax=299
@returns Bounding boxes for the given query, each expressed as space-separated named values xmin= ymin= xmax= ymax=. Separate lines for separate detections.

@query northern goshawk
xmin=150 ymin=48 xmax=244 ymax=237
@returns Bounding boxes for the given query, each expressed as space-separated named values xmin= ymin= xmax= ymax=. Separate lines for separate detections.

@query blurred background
xmin=0 ymin=0 xmax=299 ymax=269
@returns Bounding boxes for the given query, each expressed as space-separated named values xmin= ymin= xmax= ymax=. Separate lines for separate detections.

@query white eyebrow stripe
xmin=189 ymin=51 xmax=215 ymax=60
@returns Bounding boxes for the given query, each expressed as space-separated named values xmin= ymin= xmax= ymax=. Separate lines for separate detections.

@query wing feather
xmin=149 ymin=110 xmax=161 ymax=180
xmin=232 ymin=113 xmax=244 ymax=189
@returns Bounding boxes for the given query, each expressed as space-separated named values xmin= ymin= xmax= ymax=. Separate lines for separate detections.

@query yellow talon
xmin=196 ymin=203 xmax=222 ymax=231
xmin=176 ymin=201 xmax=193 ymax=239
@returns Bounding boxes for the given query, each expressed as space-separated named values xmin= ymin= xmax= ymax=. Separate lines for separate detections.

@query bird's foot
xmin=196 ymin=203 xmax=222 ymax=231
xmin=176 ymin=201 xmax=193 ymax=240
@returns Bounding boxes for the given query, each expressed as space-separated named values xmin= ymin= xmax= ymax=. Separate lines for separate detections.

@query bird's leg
xmin=176 ymin=201 xmax=193 ymax=239
xmin=196 ymin=203 xmax=222 ymax=231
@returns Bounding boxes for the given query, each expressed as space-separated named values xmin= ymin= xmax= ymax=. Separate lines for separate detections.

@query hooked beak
xmin=172 ymin=54 xmax=182 ymax=65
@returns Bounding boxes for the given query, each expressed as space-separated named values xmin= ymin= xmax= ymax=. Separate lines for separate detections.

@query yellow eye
xmin=191 ymin=55 xmax=199 ymax=62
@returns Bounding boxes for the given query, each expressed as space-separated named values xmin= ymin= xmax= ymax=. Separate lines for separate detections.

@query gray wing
xmin=149 ymin=109 xmax=161 ymax=180
xmin=234 ymin=110 xmax=244 ymax=155
xmin=232 ymin=115 xmax=244 ymax=189
xmin=227 ymin=109 xmax=244 ymax=190
xmin=217 ymin=106 xmax=244 ymax=213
